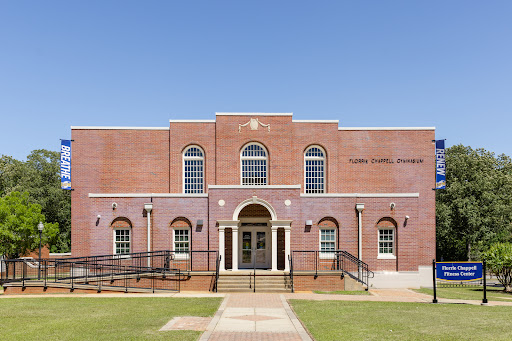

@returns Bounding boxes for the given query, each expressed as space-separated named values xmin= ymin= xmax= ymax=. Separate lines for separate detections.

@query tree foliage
xmin=482 ymin=243 xmax=512 ymax=292
xmin=0 ymin=150 xmax=71 ymax=252
xmin=0 ymin=192 xmax=59 ymax=259
xmin=436 ymin=145 xmax=512 ymax=261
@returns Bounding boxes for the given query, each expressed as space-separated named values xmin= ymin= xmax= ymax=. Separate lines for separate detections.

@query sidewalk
xmin=200 ymin=293 xmax=312 ymax=341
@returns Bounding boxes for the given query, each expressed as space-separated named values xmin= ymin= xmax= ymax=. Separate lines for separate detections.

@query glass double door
xmin=239 ymin=227 xmax=270 ymax=269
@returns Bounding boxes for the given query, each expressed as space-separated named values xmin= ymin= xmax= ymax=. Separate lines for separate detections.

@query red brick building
xmin=71 ymin=113 xmax=435 ymax=288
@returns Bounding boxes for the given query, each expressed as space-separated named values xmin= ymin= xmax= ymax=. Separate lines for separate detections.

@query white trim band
xmin=301 ymin=193 xmax=419 ymax=198
xmin=209 ymin=185 xmax=301 ymax=189
xmin=339 ymin=127 xmax=435 ymax=131
xmin=89 ymin=193 xmax=208 ymax=198
xmin=72 ymin=126 xmax=169 ymax=130
xmin=216 ymin=112 xmax=293 ymax=116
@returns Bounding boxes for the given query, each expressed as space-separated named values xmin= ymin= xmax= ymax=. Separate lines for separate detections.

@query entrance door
xmin=239 ymin=227 xmax=270 ymax=269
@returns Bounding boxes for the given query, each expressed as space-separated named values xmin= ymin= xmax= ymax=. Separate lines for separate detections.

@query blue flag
xmin=60 ymin=140 xmax=72 ymax=190
xmin=435 ymin=140 xmax=446 ymax=189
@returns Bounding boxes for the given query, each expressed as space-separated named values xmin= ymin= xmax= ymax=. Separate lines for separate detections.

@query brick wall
xmin=71 ymin=115 xmax=435 ymax=273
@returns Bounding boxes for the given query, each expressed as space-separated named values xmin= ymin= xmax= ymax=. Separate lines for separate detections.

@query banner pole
xmin=482 ymin=260 xmax=488 ymax=305
xmin=432 ymin=259 xmax=438 ymax=303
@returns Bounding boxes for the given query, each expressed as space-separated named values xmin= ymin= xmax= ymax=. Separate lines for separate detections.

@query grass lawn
xmin=313 ymin=290 xmax=370 ymax=295
xmin=0 ymin=297 xmax=222 ymax=341
xmin=413 ymin=285 xmax=512 ymax=302
xmin=291 ymin=300 xmax=512 ymax=341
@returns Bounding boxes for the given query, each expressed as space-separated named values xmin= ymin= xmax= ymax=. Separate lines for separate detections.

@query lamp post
xmin=37 ymin=222 xmax=44 ymax=280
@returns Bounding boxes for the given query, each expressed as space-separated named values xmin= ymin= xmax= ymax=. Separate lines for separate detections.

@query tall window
xmin=241 ymin=143 xmax=268 ymax=185
xmin=183 ymin=145 xmax=204 ymax=193
xmin=378 ymin=229 xmax=395 ymax=257
xmin=320 ymin=228 xmax=336 ymax=259
xmin=114 ymin=229 xmax=130 ymax=255
xmin=305 ymin=146 xmax=326 ymax=193
xmin=174 ymin=229 xmax=190 ymax=254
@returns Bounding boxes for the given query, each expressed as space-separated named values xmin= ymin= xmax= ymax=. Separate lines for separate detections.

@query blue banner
xmin=60 ymin=140 xmax=72 ymax=190
xmin=436 ymin=262 xmax=483 ymax=281
xmin=435 ymin=140 xmax=446 ymax=189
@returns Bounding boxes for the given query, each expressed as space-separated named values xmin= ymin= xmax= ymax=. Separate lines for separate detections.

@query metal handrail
xmin=288 ymin=254 xmax=294 ymax=293
xmin=215 ymin=255 xmax=221 ymax=292
xmin=291 ymin=250 xmax=374 ymax=288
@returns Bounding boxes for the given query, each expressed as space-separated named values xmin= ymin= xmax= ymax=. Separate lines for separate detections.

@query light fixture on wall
xmin=305 ymin=220 xmax=313 ymax=227
xmin=97 ymin=214 xmax=101 ymax=220
xmin=197 ymin=220 xmax=203 ymax=227
xmin=112 ymin=202 xmax=117 ymax=210
xmin=390 ymin=202 xmax=396 ymax=210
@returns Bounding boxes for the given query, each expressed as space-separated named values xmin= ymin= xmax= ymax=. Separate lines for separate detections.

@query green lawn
xmin=413 ymin=286 xmax=512 ymax=302
xmin=0 ymin=297 xmax=222 ymax=341
xmin=291 ymin=300 xmax=512 ymax=340
xmin=313 ymin=290 xmax=370 ymax=295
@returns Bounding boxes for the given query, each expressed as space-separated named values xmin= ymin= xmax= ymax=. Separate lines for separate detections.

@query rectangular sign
xmin=435 ymin=140 xmax=446 ymax=189
xmin=436 ymin=262 xmax=483 ymax=281
xmin=60 ymin=140 xmax=72 ymax=190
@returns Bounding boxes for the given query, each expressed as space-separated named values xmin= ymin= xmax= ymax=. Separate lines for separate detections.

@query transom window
xmin=241 ymin=143 xmax=268 ymax=185
xmin=378 ymin=229 xmax=395 ymax=255
xmin=320 ymin=228 xmax=336 ymax=258
xmin=114 ymin=229 xmax=130 ymax=255
xmin=174 ymin=229 xmax=190 ymax=254
xmin=183 ymin=145 xmax=204 ymax=193
xmin=305 ymin=146 xmax=326 ymax=193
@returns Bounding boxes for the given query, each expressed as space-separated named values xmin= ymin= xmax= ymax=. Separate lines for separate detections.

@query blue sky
xmin=1 ymin=1 xmax=511 ymax=160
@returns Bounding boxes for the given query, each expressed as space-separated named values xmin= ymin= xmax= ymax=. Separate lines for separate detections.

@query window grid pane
xmin=320 ymin=229 xmax=336 ymax=252
xmin=174 ymin=229 xmax=190 ymax=253
xmin=305 ymin=147 xmax=325 ymax=194
xmin=115 ymin=229 xmax=130 ymax=254
xmin=379 ymin=229 xmax=394 ymax=254
xmin=241 ymin=144 xmax=267 ymax=185
xmin=184 ymin=146 xmax=204 ymax=193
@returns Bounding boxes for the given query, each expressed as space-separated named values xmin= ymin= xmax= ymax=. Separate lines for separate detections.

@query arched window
xmin=183 ymin=145 xmax=204 ymax=193
xmin=111 ymin=217 xmax=132 ymax=255
xmin=304 ymin=146 xmax=326 ymax=193
xmin=318 ymin=217 xmax=338 ymax=259
xmin=241 ymin=143 xmax=268 ymax=185
xmin=171 ymin=217 xmax=192 ymax=259
xmin=377 ymin=218 xmax=397 ymax=259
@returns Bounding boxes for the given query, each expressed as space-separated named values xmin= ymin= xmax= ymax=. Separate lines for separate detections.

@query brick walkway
xmin=200 ymin=293 xmax=312 ymax=341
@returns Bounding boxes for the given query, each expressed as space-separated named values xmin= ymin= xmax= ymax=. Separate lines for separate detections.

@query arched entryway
xmin=217 ymin=196 xmax=292 ymax=272
xmin=237 ymin=204 xmax=272 ymax=269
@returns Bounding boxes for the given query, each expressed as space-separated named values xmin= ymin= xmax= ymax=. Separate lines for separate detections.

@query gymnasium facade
xmin=71 ymin=113 xmax=436 ymax=288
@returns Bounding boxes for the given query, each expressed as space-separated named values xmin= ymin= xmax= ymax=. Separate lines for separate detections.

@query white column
xmin=284 ymin=227 xmax=291 ymax=272
xmin=232 ymin=226 xmax=239 ymax=271
xmin=217 ymin=220 xmax=240 ymax=272
xmin=356 ymin=203 xmax=365 ymax=260
xmin=271 ymin=226 xmax=278 ymax=271
xmin=144 ymin=203 xmax=153 ymax=267
xmin=218 ymin=226 xmax=225 ymax=271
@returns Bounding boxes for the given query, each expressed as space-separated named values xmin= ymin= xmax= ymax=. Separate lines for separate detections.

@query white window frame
xmin=183 ymin=145 xmax=205 ymax=194
xmin=240 ymin=142 xmax=268 ymax=186
xmin=304 ymin=145 xmax=326 ymax=194
xmin=173 ymin=227 xmax=191 ymax=260
xmin=378 ymin=228 xmax=396 ymax=259
xmin=113 ymin=228 xmax=131 ymax=256
xmin=319 ymin=228 xmax=336 ymax=259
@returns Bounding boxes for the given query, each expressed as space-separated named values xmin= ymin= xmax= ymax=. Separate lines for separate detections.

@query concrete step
xmin=217 ymin=274 xmax=292 ymax=293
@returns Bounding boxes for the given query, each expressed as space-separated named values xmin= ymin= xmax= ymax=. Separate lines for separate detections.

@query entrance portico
xmin=218 ymin=196 xmax=292 ymax=272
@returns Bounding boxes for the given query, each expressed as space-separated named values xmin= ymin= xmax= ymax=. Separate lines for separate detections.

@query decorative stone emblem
xmin=239 ymin=118 xmax=270 ymax=133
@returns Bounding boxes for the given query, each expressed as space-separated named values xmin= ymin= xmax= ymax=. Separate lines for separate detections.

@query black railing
xmin=288 ymin=254 xmax=294 ymax=293
xmin=1 ymin=250 xmax=219 ymax=293
xmin=215 ymin=255 xmax=221 ymax=292
xmin=290 ymin=250 xmax=374 ymax=288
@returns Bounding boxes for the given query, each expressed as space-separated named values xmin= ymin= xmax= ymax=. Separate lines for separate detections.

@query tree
xmin=436 ymin=145 xmax=512 ymax=261
xmin=0 ymin=192 xmax=58 ymax=259
xmin=0 ymin=150 xmax=71 ymax=252
xmin=482 ymin=243 xmax=512 ymax=292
